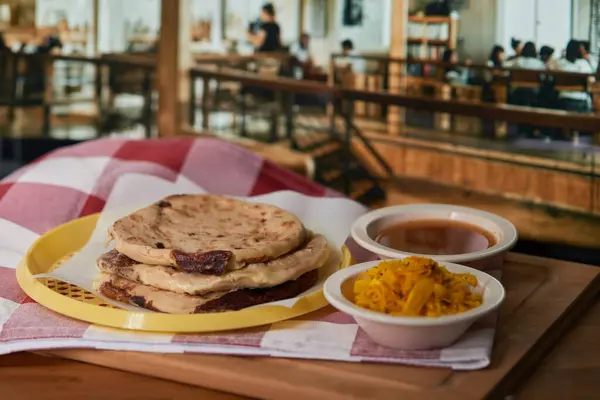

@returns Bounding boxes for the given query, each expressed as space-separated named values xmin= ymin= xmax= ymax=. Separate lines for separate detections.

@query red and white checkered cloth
xmin=0 ymin=137 xmax=495 ymax=370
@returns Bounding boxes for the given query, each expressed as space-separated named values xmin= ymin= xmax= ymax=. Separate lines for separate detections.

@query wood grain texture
xmin=517 ymin=298 xmax=600 ymax=399
xmin=157 ymin=0 xmax=191 ymax=137
xmin=351 ymin=133 xmax=598 ymax=216
xmin=38 ymin=254 xmax=600 ymax=400
xmin=381 ymin=179 xmax=600 ymax=249
xmin=387 ymin=0 xmax=408 ymax=135
xmin=0 ymin=353 xmax=246 ymax=400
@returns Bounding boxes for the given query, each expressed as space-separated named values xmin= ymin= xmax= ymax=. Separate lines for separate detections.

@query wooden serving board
xmin=42 ymin=253 xmax=600 ymax=400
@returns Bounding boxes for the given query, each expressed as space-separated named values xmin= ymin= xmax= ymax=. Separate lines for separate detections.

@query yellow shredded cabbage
xmin=353 ymin=257 xmax=483 ymax=317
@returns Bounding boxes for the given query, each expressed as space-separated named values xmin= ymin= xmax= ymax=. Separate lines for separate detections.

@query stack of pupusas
xmin=93 ymin=194 xmax=331 ymax=314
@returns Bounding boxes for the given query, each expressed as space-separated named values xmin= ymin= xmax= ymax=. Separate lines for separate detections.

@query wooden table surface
xmin=3 ymin=164 xmax=600 ymax=398
xmin=0 ymin=352 xmax=248 ymax=400
xmin=0 ymin=296 xmax=597 ymax=400
xmin=516 ymin=295 xmax=600 ymax=399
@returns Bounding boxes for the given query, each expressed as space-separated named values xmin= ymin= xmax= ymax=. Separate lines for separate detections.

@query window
xmin=497 ymin=0 xmax=572 ymax=54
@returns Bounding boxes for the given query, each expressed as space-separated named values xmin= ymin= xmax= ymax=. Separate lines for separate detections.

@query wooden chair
xmin=551 ymin=73 xmax=590 ymax=93
xmin=451 ymin=84 xmax=483 ymax=134
xmin=238 ymin=57 xmax=284 ymax=142
xmin=399 ymin=76 xmax=449 ymax=130
xmin=0 ymin=51 xmax=17 ymax=125
xmin=99 ymin=53 xmax=156 ymax=135
xmin=402 ymin=76 xmax=443 ymax=97
xmin=0 ymin=50 xmax=16 ymax=103
xmin=52 ymin=51 xmax=87 ymax=96
xmin=102 ymin=52 xmax=156 ymax=96
xmin=506 ymin=69 xmax=545 ymax=137
xmin=508 ymin=69 xmax=545 ymax=90
xmin=591 ymin=82 xmax=600 ymax=114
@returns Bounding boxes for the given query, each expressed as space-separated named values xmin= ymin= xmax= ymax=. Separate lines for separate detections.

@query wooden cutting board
xmin=43 ymin=253 xmax=600 ymax=400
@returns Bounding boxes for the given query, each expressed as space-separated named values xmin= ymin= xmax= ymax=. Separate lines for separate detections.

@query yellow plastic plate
xmin=17 ymin=213 xmax=353 ymax=333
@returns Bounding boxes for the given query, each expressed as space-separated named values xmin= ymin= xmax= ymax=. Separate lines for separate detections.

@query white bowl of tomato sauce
xmin=323 ymin=258 xmax=505 ymax=350
xmin=350 ymin=204 xmax=518 ymax=272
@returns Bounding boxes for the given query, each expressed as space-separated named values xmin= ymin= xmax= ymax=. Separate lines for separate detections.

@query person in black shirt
xmin=247 ymin=3 xmax=281 ymax=52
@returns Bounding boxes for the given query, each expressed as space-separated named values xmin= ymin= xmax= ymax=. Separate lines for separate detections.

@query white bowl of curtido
xmin=323 ymin=256 xmax=505 ymax=350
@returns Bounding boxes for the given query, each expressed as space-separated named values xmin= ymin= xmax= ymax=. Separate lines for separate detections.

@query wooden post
xmin=448 ymin=16 xmax=458 ymax=49
xmin=220 ymin=0 xmax=227 ymax=40
xmin=92 ymin=0 xmax=100 ymax=55
xmin=387 ymin=0 xmax=408 ymax=136
xmin=157 ymin=0 xmax=192 ymax=137
xmin=201 ymin=77 xmax=210 ymax=130
xmin=298 ymin=0 xmax=306 ymax=36
xmin=42 ymin=56 xmax=54 ymax=137
xmin=327 ymin=56 xmax=336 ymax=131
xmin=435 ymin=83 xmax=451 ymax=131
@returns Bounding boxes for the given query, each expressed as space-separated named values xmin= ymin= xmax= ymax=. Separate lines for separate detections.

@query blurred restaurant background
xmin=0 ymin=0 xmax=600 ymax=262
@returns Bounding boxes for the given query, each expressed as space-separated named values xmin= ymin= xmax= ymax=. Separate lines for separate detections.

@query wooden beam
xmin=387 ymin=0 xmax=408 ymax=135
xmin=158 ymin=0 xmax=192 ymax=137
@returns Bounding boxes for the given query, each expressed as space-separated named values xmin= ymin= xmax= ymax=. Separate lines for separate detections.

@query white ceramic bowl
xmin=324 ymin=259 xmax=505 ymax=350
xmin=351 ymin=204 xmax=518 ymax=272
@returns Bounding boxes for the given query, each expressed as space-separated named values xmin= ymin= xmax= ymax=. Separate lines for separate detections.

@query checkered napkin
xmin=0 ymin=137 xmax=496 ymax=370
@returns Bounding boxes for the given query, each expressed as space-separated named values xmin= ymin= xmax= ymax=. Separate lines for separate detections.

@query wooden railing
xmin=329 ymin=54 xmax=600 ymax=128
xmin=330 ymin=53 xmax=600 ymax=79
xmin=0 ymin=50 xmax=156 ymax=137
xmin=193 ymin=52 xmax=291 ymax=66
xmin=2 ymin=50 xmax=599 ymax=139
xmin=2 ymin=52 xmax=600 ymax=213
xmin=188 ymin=65 xmax=600 ymax=214
xmin=189 ymin=65 xmax=600 ymax=132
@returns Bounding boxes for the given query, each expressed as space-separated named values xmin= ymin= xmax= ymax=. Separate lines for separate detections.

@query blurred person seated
xmin=487 ymin=45 xmax=505 ymax=68
xmin=290 ymin=32 xmax=316 ymax=78
xmin=335 ymin=39 xmax=366 ymax=74
xmin=540 ymin=45 xmax=560 ymax=70
xmin=442 ymin=49 xmax=471 ymax=85
xmin=504 ymin=42 xmax=545 ymax=70
xmin=247 ymin=3 xmax=281 ymax=53
xmin=579 ymin=40 xmax=599 ymax=72
xmin=291 ymin=35 xmax=328 ymax=105
xmin=537 ymin=46 xmax=561 ymax=110
xmin=505 ymin=42 xmax=544 ymax=137
xmin=556 ymin=39 xmax=594 ymax=113
xmin=481 ymin=45 xmax=505 ymax=102
xmin=507 ymin=38 xmax=522 ymax=62
xmin=484 ymin=45 xmax=505 ymax=82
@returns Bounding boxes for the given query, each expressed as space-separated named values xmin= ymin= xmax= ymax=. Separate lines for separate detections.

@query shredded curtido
xmin=353 ymin=257 xmax=483 ymax=317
